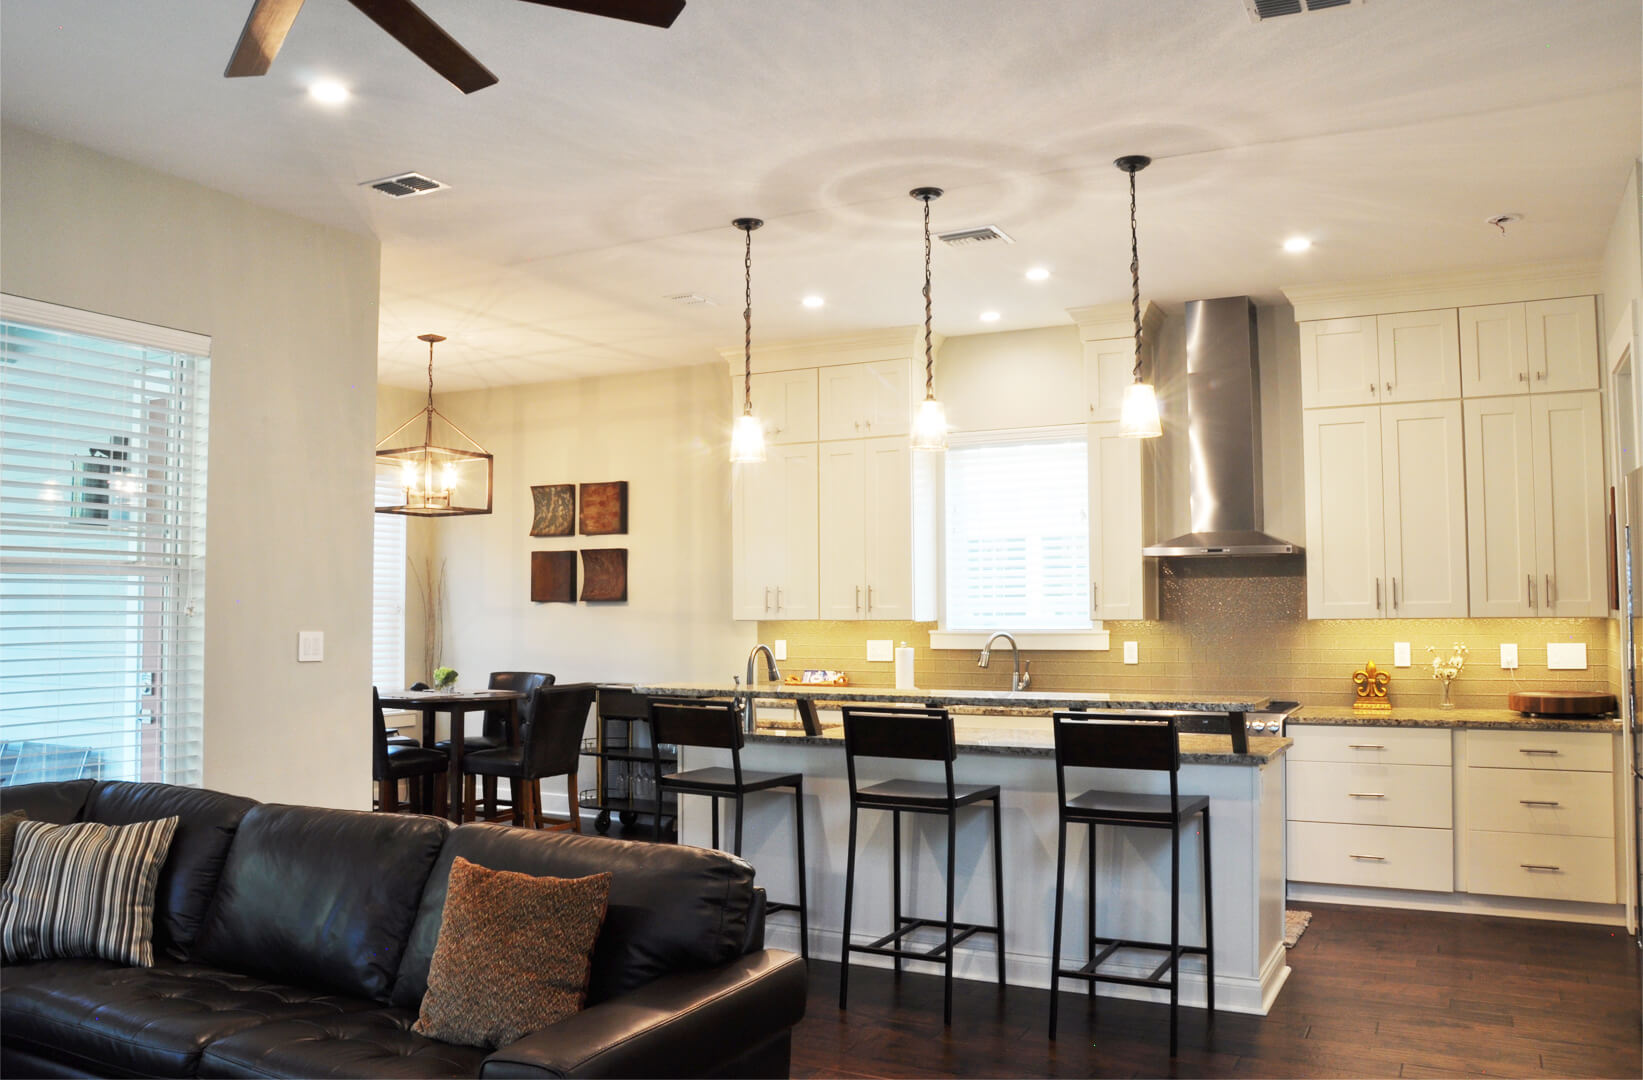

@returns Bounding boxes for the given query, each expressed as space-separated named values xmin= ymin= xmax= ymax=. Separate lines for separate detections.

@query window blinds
xmin=372 ymin=477 xmax=406 ymax=691
xmin=0 ymin=296 xmax=210 ymax=788
xmin=943 ymin=433 xmax=1091 ymax=631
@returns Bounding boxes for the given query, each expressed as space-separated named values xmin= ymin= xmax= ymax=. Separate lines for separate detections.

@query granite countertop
xmin=1291 ymin=705 xmax=1621 ymax=733
xmin=745 ymin=724 xmax=1290 ymax=766
xmin=623 ymin=681 xmax=1270 ymax=714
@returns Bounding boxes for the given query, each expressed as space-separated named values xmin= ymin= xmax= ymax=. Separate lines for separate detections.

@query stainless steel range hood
xmin=1143 ymin=296 xmax=1301 ymax=558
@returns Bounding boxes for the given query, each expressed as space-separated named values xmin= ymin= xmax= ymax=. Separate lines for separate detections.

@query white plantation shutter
xmin=372 ymin=479 xmax=406 ymax=691
xmin=944 ymin=432 xmax=1091 ymax=630
xmin=0 ymin=295 xmax=209 ymax=788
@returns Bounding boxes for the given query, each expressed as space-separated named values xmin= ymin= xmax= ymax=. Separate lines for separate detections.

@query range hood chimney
xmin=1143 ymin=296 xmax=1301 ymax=557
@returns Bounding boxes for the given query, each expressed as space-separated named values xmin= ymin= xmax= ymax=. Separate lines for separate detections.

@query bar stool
xmin=648 ymin=697 xmax=809 ymax=960
xmin=1047 ymin=711 xmax=1214 ymax=1056
xmin=837 ymin=705 xmax=1005 ymax=1026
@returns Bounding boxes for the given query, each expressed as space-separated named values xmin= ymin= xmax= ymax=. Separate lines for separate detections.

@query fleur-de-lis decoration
xmin=1352 ymin=659 xmax=1392 ymax=712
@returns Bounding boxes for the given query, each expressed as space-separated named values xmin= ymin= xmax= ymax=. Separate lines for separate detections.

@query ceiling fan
xmin=225 ymin=0 xmax=685 ymax=94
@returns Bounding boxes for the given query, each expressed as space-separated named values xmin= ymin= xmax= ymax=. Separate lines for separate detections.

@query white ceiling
xmin=3 ymin=0 xmax=1639 ymax=390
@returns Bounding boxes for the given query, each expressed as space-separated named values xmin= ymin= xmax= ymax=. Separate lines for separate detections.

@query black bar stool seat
xmin=661 ymin=765 xmax=803 ymax=795
xmin=854 ymin=779 xmax=999 ymax=810
xmin=1064 ymin=790 xmax=1209 ymax=823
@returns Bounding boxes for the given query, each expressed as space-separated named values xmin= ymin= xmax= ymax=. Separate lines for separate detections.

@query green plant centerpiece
xmin=432 ymin=666 xmax=459 ymax=690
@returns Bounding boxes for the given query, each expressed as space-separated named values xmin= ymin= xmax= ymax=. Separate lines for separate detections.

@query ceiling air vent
xmin=665 ymin=293 xmax=717 ymax=306
xmin=362 ymin=172 xmax=449 ymax=198
xmin=936 ymin=225 xmax=1014 ymax=248
xmin=1244 ymin=0 xmax=1359 ymax=20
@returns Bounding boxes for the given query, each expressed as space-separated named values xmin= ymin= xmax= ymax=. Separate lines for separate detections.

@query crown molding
xmin=1281 ymin=260 xmax=1602 ymax=322
xmin=1067 ymin=300 xmax=1163 ymax=342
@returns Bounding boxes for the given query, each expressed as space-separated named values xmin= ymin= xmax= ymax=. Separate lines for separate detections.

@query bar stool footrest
xmin=851 ymin=916 xmax=999 ymax=961
xmin=1057 ymin=936 xmax=1206 ymax=988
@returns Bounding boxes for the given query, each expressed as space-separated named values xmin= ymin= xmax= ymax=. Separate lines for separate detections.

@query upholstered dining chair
xmin=461 ymin=683 xmax=597 ymax=830
xmin=371 ymin=688 xmax=448 ymax=815
xmin=437 ymin=670 xmax=553 ymax=819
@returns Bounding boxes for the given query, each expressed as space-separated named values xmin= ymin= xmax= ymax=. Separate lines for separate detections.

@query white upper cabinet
xmin=1380 ymin=401 xmax=1468 ymax=617
xmin=731 ymin=443 xmax=818 ymax=621
xmin=1303 ymin=406 xmax=1387 ymax=618
xmin=731 ymin=369 xmax=818 ymax=445
xmin=1462 ymin=397 xmax=1537 ymax=616
xmin=1083 ymin=338 xmax=1134 ymax=421
xmin=1459 ymin=298 xmax=1598 ymax=398
xmin=1300 ymin=317 xmax=1381 ymax=408
xmin=819 ymin=358 xmax=912 ymax=440
xmin=1088 ymin=422 xmax=1156 ymax=620
xmin=1531 ymin=392 xmax=1607 ymax=615
xmin=1376 ymin=310 xmax=1460 ymax=402
xmin=817 ymin=442 xmax=867 ymax=619
xmin=817 ymin=437 xmax=913 ymax=621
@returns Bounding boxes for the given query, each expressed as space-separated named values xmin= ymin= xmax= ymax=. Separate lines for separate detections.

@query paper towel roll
xmin=894 ymin=644 xmax=915 ymax=690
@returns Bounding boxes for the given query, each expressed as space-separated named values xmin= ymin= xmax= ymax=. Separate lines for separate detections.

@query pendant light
xmin=909 ymin=186 xmax=948 ymax=452
xmin=375 ymin=334 xmax=494 ymax=516
xmin=729 ymin=217 xmax=767 ymax=464
xmin=1116 ymin=155 xmax=1162 ymax=439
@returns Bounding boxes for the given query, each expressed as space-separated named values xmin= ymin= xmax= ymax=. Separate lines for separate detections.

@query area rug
xmin=1284 ymin=908 xmax=1313 ymax=948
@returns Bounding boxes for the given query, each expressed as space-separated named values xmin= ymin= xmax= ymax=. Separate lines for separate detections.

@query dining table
xmin=376 ymin=688 xmax=527 ymax=823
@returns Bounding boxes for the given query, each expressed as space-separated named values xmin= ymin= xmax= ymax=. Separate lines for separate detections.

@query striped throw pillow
xmin=0 ymin=816 xmax=179 ymax=967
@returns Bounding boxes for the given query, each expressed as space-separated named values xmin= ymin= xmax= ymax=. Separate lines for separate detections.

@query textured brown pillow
xmin=0 ymin=811 xmax=25 ymax=882
xmin=413 ymin=856 xmax=611 ymax=1049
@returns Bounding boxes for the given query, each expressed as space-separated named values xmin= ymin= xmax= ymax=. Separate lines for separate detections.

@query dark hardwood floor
xmin=788 ymin=903 xmax=1642 ymax=1079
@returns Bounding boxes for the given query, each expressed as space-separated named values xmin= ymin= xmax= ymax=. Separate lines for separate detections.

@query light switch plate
xmin=866 ymin=639 xmax=894 ymax=662
xmin=1123 ymin=641 xmax=1139 ymax=665
xmin=1546 ymin=642 xmax=1587 ymax=670
xmin=297 ymin=631 xmax=324 ymax=663
xmin=774 ymin=639 xmax=787 ymax=661
xmin=1500 ymin=643 xmax=1518 ymax=670
xmin=1393 ymin=642 xmax=1411 ymax=668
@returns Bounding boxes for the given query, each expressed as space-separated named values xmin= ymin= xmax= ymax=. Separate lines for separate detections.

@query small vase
xmin=1439 ymin=679 xmax=1455 ymax=709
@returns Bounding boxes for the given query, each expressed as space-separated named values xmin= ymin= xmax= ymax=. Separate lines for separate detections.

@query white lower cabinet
xmin=1287 ymin=761 xmax=1452 ymax=829
xmin=1287 ymin=821 xmax=1455 ymax=892
xmin=1464 ymin=833 xmax=1617 ymax=904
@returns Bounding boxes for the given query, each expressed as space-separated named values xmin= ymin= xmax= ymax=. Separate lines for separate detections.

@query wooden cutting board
xmin=1507 ymin=690 xmax=1616 ymax=717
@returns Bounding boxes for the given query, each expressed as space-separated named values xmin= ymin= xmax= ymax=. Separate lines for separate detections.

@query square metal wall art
xmin=529 ymin=484 xmax=575 ymax=537
xmin=579 ymin=481 xmax=628 ymax=535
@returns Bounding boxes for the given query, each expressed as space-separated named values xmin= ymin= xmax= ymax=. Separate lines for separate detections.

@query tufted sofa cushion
xmin=199 ymin=1010 xmax=487 ymax=1079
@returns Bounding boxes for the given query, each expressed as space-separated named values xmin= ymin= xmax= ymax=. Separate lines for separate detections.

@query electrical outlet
xmin=1123 ymin=641 xmax=1139 ymax=665
xmin=773 ymin=639 xmax=787 ymax=661
xmin=866 ymin=639 xmax=894 ymax=662
xmin=1500 ymin=643 xmax=1518 ymax=670
xmin=297 ymin=631 xmax=324 ymax=663
xmin=1546 ymin=642 xmax=1587 ymax=670
xmin=1393 ymin=642 xmax=1411 ymax=667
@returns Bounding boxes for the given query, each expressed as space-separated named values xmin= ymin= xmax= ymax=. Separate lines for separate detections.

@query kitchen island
xmin=621 ymin=682 xmax=1293 ymax=1015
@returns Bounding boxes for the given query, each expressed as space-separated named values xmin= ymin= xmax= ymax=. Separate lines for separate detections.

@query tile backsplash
xmin=761 ymin=558 xmax=1616 ymax=710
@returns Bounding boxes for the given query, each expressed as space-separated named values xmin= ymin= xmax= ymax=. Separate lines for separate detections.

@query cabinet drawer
xmin=1464 ymin=831 xmax=1617 ymax=903
xmin=1286 ymin=725 xmax=1451 ymax=766
xmin=1466 ymin=729 xmax=1611 ymax=772
xmin=1465 ymin=767 xmax=1613 ymax=837
xmin=1287 ymin=821 xmax=1454 ymax=892
xmin=1288 ymin=761 xmax=1452 ymax=828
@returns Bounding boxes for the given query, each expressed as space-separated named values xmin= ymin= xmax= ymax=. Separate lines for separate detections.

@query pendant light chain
xmin=923 ymin=194 xmax=934 ymax=400
xmin=1128 ymin=165 xmax=1143 ymax=382
xmin=742 ymin=224 xmax=754 ymax=416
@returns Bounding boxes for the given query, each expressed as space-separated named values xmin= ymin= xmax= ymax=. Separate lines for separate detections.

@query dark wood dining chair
xmin=437 ymin=671 xmax=553 ymax=819
xmin=461 ymin=683 xmax=596 ymax=829
xmin=371 ymin=687 xmax=448 ymax=815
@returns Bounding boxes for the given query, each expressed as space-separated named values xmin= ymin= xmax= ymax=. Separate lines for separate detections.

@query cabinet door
xmin=1380 ymin=401 xmax=1468 ymax=617
xmin=863 ymin=437 xmax=914 ymax=619
xmin=750 ymin=369 xmax=819 ymax=444
xmin=1088 ymin=423 xmax=1154 ymax=620
xmin=1463 ymin=397 xmax=1537 ymax=616
xmin=731 ymin=458 xmax=779 ymax=620
xmin=1459 ymin=302 xmax=1529 ymax=398
xmin=1303 ymin=406 xmax=1386 ymax=618
xmin=769 ymin=444 xmax=819 ymax=619
xmin=1300 ymin=317 xmax=1380 ymax=409
xmin=817 ymin=442 xmax=866 ymax=620
xmin=1526 ymin=296 xmax=1599 ymax=394
xmin=1531 ymin=392 xmax=1607 ymax=616
xmin=861 ymin=358 xmax=912 ymax=438
xmin=1376 ymin=309 xmax=1459 ymax=402
xmin=818 ymin=364 xmax=867 ymax=441
xmin=1084 ymin=337 xmax=1134 ymax=421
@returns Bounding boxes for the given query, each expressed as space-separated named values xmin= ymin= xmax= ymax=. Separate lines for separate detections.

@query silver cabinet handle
xmin=1518 ymin=370 xmax=1528 ymax=382
xmin=855 ymin=585 xmax=861 ymax=613
xmin=1519 ymin=800 xmax=1561 ymax=807
xmin=1348 ymin=743 xmax=1386 ymax=750
xmin=1385 ymin=381 xmax=1392 ymax=394
xmin=1392 ymin=577 xmax=1399 ymax=612
xmin=853 ymin=420 xmax=861 ymax=431
xmin=775 ymin=587 xmax=783 ymax=611
xmin=1528 ymin=573 xmax=1536 ymax=611
xmin=1535 ymin=368 xmax=1546 ymax=381
xmin=1092 ymin=581 xmax=1099 ymax=614
xmin=1369 ymin=383 xmax=1377 ymax=395
xmin=863 ymin=419 xmax=872 ymax=431
xmin=1348 ymin=792 xmax=1386 ymax=799
xmin=1349 ymin=854 xmax=1385 ymax=861
xmin=867 ymin=585 xmax=874 ymax=613
xmin=764 ymin=586 xmax=772 ymax=613
xmin=1521 ymin=863 xmax=1561 ymax=872
xmin=1518 ymin=748 xmax=1559 ymax=756
xmin=1545 ymin=573 xmax=1554 ymax=609
xmin=1375 ymin=577 xmax=1382 ymax=611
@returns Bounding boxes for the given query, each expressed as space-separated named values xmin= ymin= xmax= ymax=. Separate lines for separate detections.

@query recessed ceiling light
xmin=980 ymin=311 xmax=1001 ymax=323
xmin=802 ymin=295 xmax=825 ymax=309
xmin=1025 ymin=267 xmax=1051 ymax=282
xmin=1282 ymin=236 xmax=1312 ymax=253
xmin=309 ymin=79 xmax=350 ymax=105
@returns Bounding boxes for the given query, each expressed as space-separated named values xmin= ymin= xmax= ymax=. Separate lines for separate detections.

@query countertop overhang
xmin=1290 ymin=705 xmax=1622 ymax=733
xmin=743 ymin=724 xmax=1288 ymax=765
xmin=620 ymin=681 xmax=1271 ymax=714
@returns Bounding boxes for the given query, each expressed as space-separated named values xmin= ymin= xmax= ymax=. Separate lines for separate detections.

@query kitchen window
xmin=941 ymin=430 xmax=1091 ymax=633
xmin=0 ymin=295 xmax=210 ymax=788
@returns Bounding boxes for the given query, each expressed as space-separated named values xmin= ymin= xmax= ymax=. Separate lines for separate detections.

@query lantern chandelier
xmin=375 ymin=334 xmax=494 ymax=516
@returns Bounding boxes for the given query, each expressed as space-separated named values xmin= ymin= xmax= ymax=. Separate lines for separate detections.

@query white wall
xmin=1600 ymin=162 xmax=1642 ymax=350
xmin=424 ymin=363 xmax=753 ymax=688
xmin=1 ymin=125 xmax=381 ymax=808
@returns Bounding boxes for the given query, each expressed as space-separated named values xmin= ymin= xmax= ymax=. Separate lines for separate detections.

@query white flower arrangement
xmin=1427 ymin=642 xmax=1467 ymax=707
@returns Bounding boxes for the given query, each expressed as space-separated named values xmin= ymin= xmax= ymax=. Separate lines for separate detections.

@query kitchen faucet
xmin=739 ymin=643 xmax=783 ymax=731
xmin=978 ymin=631 xmax=1029 ymax=692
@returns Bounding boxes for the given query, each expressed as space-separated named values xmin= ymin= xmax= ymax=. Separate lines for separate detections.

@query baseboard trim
xmin=1285 ymin=883 xmax=1626 ymax=926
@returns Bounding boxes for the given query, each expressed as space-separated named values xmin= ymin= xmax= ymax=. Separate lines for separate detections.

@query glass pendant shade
xmin=730 ymin=411 xmax=767 ymax=463
xmin=375 ymin=334 xmax=494 ymax=516
xmin=1119 ymin=380 xmax=1162 ymax=439
xmin=910 ymin=397 xmax=949 ymax=451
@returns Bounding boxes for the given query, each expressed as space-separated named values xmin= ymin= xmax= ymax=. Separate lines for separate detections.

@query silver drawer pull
xmin=1348 ymin=854 xmax=1385 ymax=861
xmin=1518 ymin=748 xmax=1560 ymax=756
xmin=1348 ymin=792 xmax=1386 ymax=799
xmin=1519 ymin=800 xmax=1561 ymax=807
xmin=1520 ymin=863 xmax=1561 ymax=872
xmin=1347 ymin=744 xmax=1385 ymax=750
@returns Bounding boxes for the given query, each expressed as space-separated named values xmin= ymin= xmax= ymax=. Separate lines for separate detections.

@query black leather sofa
xmin=0 ymin=780 xmax=807 ymax=1078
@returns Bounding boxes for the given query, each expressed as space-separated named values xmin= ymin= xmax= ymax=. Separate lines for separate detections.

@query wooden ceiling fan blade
xmin=516 ymin=0 xmax=686 ymax=30
xmin=344 ymin=0 xmax=499 ymax=93
xmin=225 ymin=0 xmax=306 ymax=77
